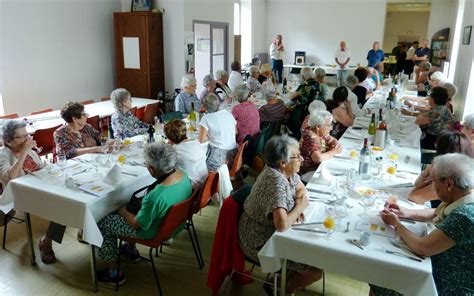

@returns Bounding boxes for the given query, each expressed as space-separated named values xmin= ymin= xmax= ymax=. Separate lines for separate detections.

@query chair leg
xmin=149 ymin=248 xmax=163 ymax=296
xmin=2 ymin=214 xmax=8 ymax=249
xmin=186 ymin=225 xmax=203 ymax=269
xmin=250 ymin=263 xmax=255 ymax=272
xmin=115 ymin=239 xmax=123 ymax=292
xmin=322 ymin=271 xmax=326 ymax=296
xmin=190 ymin=219 xmax=205 ymax=267
xmin=155 ymin=247 xmax=158 ymax=257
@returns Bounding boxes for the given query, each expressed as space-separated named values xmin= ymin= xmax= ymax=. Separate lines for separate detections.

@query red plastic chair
xmin=80 ymin=99 xmax=95 ymax=105
xmin=86 ymin=115 xmax=100 ymax=131
xmin=135 ymin=106 xmax=145 ymax=121
xmin=32 ymin=124 xmax=62 ymax=158
xmin=143 ymin=102 xmax=160 ymax=124
xmin=31 ymin=108 xmax=53 ymax=115
xmin=117 ymin=189 xmax=199 ymax=294
xmin=186 ymin=172 xmax=219 ymax=268
xmin=229 ymin=141 xmax=248 ymax=181
xmin=130 ymin=106 xmax=137 ymax=116
xmin=0 ymin=113 xmax=19 ymax=119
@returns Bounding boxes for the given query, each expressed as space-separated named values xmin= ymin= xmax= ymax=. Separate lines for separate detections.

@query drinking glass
xmin=117 ymin=154 xmax=126 ymax=167
xmin=56 ymin=155 xmax=67 ymax=176
xmin=359 ymin=194 xmax=375 ymax=218
xmin=323 ymin=206 xmax=336 ymax=240
xmin=94 ymin=155 xmax=103 ymax=177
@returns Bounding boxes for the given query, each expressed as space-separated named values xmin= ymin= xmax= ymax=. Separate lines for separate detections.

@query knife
xmin=292 ymin=228 xmax=327 ymax=234
xmin=121 ymin=171 xmax=138 ymax=177
xmin=347 ymin=239 xmax=364 ymax=250
xmin=385 ymin=249 xmax=422 ymax=262
xmin=307 ymin=188 xmax=331 ymax=195
xmin=293 ymin=222 xmax=324 ymax=227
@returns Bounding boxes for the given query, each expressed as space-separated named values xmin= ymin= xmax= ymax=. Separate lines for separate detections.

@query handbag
xmin=126 ymin=181 xmax=159 ymax=215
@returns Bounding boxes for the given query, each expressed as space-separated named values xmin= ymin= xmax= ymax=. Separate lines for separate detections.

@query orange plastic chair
xmin=229 ymin=141 xmax=248 ymax=181
xmin=31 ymin=108 xmax=53 ymax=115
xmin=143 ymin=102 xmax=160 ymax=124
xmin=32 ymin=124 xmax=62 ymax=157
xmin=135 ymin=106 xmax=145 ymax=121
xmin=100 ymin=96 xmax=111 ymax=101
xmin=0 ymin=113 xmax=19 ymax=119
xmin=130 ymin=106 xmax=137 ymax=116
xmin=186 ymin=172 xmax=219 ymax=268
xmin=80 ymin=99 xmax=95 ymax=105
xmin=116 ymin=189 xmax=199 ymax=294
xmin=86 ymin=115 xmax=100 ymax=131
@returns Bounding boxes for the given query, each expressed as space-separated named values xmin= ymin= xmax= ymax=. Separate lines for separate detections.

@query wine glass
xmin=56 ymin=155 xmax=67 ymax=177
xmin=94 ymin=155 xmax=103 ymax=177
xmin=323 ymin=207 xmax=336 ymax=240
xmin=359 ymin=194 xmax=375 ymax=218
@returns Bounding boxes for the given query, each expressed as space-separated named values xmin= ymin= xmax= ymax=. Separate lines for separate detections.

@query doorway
xmin=193 ymin=21 xmax=229 ymax=96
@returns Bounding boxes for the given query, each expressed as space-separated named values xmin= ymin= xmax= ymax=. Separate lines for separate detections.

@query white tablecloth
xmin=283 ymin=64 xmax=357 ymax=76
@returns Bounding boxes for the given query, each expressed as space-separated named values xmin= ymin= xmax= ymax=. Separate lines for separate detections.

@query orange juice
xmin=323 ymin=217 xmax=335 ymax=230
xmin=117 ymin=155 xmax=126 ymax=165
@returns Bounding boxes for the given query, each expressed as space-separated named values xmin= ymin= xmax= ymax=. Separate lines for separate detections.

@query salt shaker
xmin=360 ymin=231 xmax=372 ymax=246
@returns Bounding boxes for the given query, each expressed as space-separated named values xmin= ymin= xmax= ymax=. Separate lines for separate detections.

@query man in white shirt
xmin=335 ymin=41 xmax=351 ymax=87
xmin=228 ymin=61 xmax=244 ymax=91
xmin=269 ymin=34 xmax=285 ymax=84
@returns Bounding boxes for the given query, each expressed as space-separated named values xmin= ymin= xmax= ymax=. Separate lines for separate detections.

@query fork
xmin=343 ymin=222 xmax=350 ymax=233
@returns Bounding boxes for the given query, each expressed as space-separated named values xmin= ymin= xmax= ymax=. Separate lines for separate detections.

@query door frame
xmin=192 ymin=20 xmax=229 ymax=74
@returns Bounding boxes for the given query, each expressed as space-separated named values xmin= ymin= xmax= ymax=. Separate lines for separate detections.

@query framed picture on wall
xmin=463 ymin=26 xmax=472 ymax=45
xmin=131 ymin=0 xmax=151 ymax=12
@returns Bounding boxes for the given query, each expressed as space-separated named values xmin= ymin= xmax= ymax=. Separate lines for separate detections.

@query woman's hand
xmin=380 ymin=209 xmax=400 ymax=227
xmin=295 ymin=193 xmax=309 ymax=211
xmin=384 ymin=202 xmax=409 ymax=218
xmin=20 ymin=138 xmax=37 ymax=154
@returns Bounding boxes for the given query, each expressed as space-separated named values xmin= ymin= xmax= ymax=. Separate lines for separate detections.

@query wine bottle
xmin=368 ymin=113 xmax=376 ymax=144
xmin=282 ymin=77 xmax=288 ymax=94
xmin=374 ymin=113 xmax=387 ymax=148
xmin=359 ymin=137 xmax=370 ymax=178
xmin=189 ymin=102 xmax=197 ymax=131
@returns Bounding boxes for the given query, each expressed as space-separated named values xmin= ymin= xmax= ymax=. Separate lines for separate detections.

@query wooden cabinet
xmin=114 ymin=12 xmax=164 ymax=99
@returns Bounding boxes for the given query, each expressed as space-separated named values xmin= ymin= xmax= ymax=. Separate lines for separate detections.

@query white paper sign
xmin=123 ymin=37 xmax=140 ymax=69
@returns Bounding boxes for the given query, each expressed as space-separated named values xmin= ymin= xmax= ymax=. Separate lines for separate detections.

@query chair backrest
xmin=31 ymin=108 xmax=53 ymax=115
xmin=0 ymin=113 xmax=19 ymax=119
xmin=230 ymin=184 xmax=253 ymax=215
xmin=161 ymin=111 xmax=183 ymax=123
xmin=135 ymin=106 xmax=145 ymax=121
xmin=130 ymin=106 xmax=137 ymax=116
xmin=255 ymin=123 xmax=274 ymax=156
xmin=229 ymin=141 xmax=248 ymax=177
xmin=153 ymin=189 xmax=198 ymax=244
xmin=32 ymin=124 xmax=62 ymax=156
xmin=80 ymin=99 xmax=95 ymax=105
xmin=193 ymin=172 xmax=219 ymax=215
xmin=143 ymin=102 xmax=160 ymax=124
xmin=86 ymin=115 xmax=100 ymax=131
xmin=100 ymin=96 xmax=111 ymax=101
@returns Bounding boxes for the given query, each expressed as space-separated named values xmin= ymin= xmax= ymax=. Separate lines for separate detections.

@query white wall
xmin=251 ymin=0 xmax=267 ymax=56
xmin=1 ymin=0 xmax=121 ymax=116
xmin=383 ymin=11 xmax=430 ymax=52
xmin=265 ymin=0 xmax=387 ymax=67
xmin=427 ymin=0 xmax=455 ymax=43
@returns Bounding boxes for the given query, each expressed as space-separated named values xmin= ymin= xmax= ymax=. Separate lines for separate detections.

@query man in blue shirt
xmin=366 ymin=41 xmax=384 ymax=67
xmin=414 ymin=39 xmax=431 ymax=66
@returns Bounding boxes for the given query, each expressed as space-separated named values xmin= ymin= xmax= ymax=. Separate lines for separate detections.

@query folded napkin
xmin=313 ymin=162 xmax=334 ymax=186
xmin=103 ymin=164 xmax=122 ymax=185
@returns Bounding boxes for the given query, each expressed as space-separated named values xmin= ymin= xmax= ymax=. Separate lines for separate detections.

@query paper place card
xmin=355 ymin=217 xmax=396 ymax=238
xmin=79 ymin=181 xmax=114 ymax=197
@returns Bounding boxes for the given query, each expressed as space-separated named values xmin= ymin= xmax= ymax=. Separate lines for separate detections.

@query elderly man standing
xmin=413 ymin=39 xmax=431 ymax=80
xmin=335 ymin=41 xmax=351 ymax=87
xmin=269 ymin=34 xmax=285 ymax=84
xmin=367 ymin=41 xmax=384 ymax=67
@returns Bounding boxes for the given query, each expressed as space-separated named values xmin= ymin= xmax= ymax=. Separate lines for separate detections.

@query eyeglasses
xmin=290 ymin=154 xmax=303 ymax=161
xmin=13 ymin=134 xmax=29 ymax=139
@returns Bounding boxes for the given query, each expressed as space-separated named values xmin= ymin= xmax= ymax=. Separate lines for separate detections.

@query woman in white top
xmin=164 ymin=119 xmax=208 ymax=187
xmin=228 ymin=61 xmax=244 ymax=91
xmin=198 ymin=93 xmax=237 ymax=171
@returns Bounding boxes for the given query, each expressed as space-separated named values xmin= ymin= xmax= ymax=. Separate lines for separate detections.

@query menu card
xmin=79 ymin=181 xmax=114 ymax=197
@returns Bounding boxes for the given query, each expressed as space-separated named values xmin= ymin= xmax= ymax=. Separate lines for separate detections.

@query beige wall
xmin=383 ymin=11 xmax=430 ymax=53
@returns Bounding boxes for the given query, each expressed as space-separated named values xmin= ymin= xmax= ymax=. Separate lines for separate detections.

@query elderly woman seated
xmin=462 ymin=114 xmax=474 ymax=147
xmin=231 ymin=84 xmax=260 ymax=144
xmin=258 ymin=63 xmax=276 ymax=84
xmin=175 ymin=74 xmax=200 ymax=114
xmin=96 ymin=143 xmax=192 ymax=285
xmin=327 ymin=86 xmax=354 ymax=139
xmin=198 ymin=93 xmax=237 ymax=171
xmin=215 ymin=70 xmax=232 ymax=102
xmin=371 ymin=153 xmax=474 ymax=295
xmin=301 ymin=100 xmax=327 ymax=131
xmin=404 ymin=71 xmax=447 ymax=113
xmin=408 ymin=130 xmax=473 ymax=205
xmin=289 ymin=67 xmax=320 ymax=107
xmin=164 ymin=119 xmax=208 ymax=187
xmin=228 ymin=61 xmax=244 ymax=91
xmin=415 ymin=61 xmax=432 ymax=97
xmin=110 ymin=88 xmax=148 ymax=139
xmin=0 ymin=120 xmax=74 ymax=264
xmin=259 ymin=81 xmax=286 ymax=129
xmin=415 ymin=86 xmax=454 ymax=150
xmin=441 ymin=82 xmax=457 ymax=114
xmin=300 ymin=110 xmax=342 ymax=176
xmin=199 ymin=74 xmax=217 ymax=100
xmin=238 ymin=135 xmax=323 ymax=294
xmin=362 ymin=67 xmax=379 ymax=91
xmin=246 ymin=65 xmax=262 ymax=94
xmin=313 ymin=67 xmax=329 ymax=101
xmin=54 ymin=102 xmax=111 ymax=159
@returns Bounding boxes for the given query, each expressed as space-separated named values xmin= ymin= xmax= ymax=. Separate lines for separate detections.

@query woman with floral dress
xmin=110 ymin=88 xmax=148 ymax=139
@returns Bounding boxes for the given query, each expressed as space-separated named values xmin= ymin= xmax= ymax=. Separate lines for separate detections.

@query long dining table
xmin=257 ymin=91 xmax=438 ymax=296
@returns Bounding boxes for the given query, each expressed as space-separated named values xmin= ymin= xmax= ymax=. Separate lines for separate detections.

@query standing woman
xmin=110 ymin=88 xmax=148 ymax=139
xmin=269 ymin=34 xmax=285 ymax=84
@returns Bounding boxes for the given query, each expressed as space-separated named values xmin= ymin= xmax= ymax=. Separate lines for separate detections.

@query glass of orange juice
xmin=117 ymin=154 xmax=126 ymax=167
xmin=323 ymin=207 xmax=336 ymax=239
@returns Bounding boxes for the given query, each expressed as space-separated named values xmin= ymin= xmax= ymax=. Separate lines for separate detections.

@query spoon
xmin=344 ymin=222 xmax=350 ymax=233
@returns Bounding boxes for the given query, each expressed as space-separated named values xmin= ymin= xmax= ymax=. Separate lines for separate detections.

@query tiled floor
xmin=0 ymin=205 xmax=369 ymax=295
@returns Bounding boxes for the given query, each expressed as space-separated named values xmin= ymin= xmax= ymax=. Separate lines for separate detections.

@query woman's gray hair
xmin=430 ymin=71 xmax=445 ymax=82
xmin=110 ymin=88 xmax=131 ymax=111
xmin=432 ymin=153 xmax=474 ymax=191
xmin=314 ymin=67 xmax=326 ymax=79
xmin=261 ymin=81 xmax=277 ymax=100
xmin=419 ymin=61 xmax=431 ymax=71
xmin=202 ymin=74 xmax=215 ymax=88
xmin=201 ymin=93 xmax=220 ymax=113
xmin=308 ymin=110 xmax=333 ymax=129
xmin=308 ymin=100 xmax=326 ymax=113
xmin=2 ymin=120 xmax=27 ymax=143
xmin=180 ymin=74 xmax=197 ymax=89
xmin=301 ymin=67 xmax=314 ymax=80
xmin=441 ymin=82 xmax=457 ymax=99
xmin=143 ymin=142 xmax=177 ymax=175
xmin=215 ymin=70 xmax=228 ymax=80
xmin=233 ymin=84 xmax=250 ymax=103
xmin=345 ymin=75 xmax=359 ymax=88
xmin=463 ymin=114 xmax=474 ymax=130
xmin=249 ymin=65 xmax=259 ymax=75
xmin=264 ymin=135 xmax=300 ymax=169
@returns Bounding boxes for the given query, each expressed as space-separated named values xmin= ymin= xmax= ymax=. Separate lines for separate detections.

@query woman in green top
xmin=371 ymin=153 xmax=474 ymax=296
xmin=97 ymin=143 xmax=192 ymax=285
